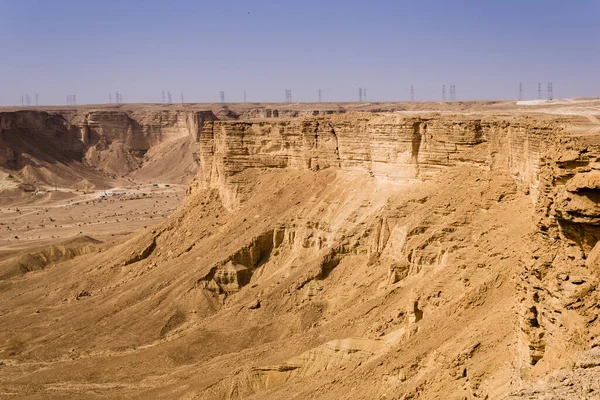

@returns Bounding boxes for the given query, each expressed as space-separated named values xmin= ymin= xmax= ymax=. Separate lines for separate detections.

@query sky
xmin=1 ymin=0 xmax=599 ymax=105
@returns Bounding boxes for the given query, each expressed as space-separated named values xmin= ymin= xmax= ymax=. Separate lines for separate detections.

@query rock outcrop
xmin=0 ymin=108 xmax=217 ymax=188
xmin=2 ymin=106 xmax=600 ymax=399
xmin=194 ymin=113 xmax=562 ymax=209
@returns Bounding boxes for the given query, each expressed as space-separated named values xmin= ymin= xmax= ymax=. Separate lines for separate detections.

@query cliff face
xmin=191 ymin=112 xmax=600 ymax=377
xmin=0 ymin=110 xmax=85 ymax=166
xmin=516 ymin=134 xmax=600 ymax=375
xmin=0 ymin=108 xmax=556 ymax=193
xmin=76 ymin=109 xmax=215 ymax=180
xmin=74 ymin=109 xmax=212 ymax=148
xmin=188 ymin=112 xmax=600 ymax=395
xmin=0 ymin=109 xmax=216 ymax=188
xmin=3 ymin=107 xmax=600 ymax=399
xmin=193 ymin=113 xmax=560 ymax=209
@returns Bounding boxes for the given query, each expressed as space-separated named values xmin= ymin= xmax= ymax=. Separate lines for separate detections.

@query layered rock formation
xmin=0 ymin=108 xmax=216 ymax=188
xmin=513 ymin=133 xmax=600 ymax=380
xmin=190 ymin=111 xmax=600 ymax=394
xmin=193 ymin=113 xmax=563 ymax=209
xmin=2 ymin=107 xmax=600 ymax=399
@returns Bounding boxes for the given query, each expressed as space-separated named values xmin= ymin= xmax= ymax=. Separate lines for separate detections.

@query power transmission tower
xmin=220 ymin=91 xmax=225 ymax=103
xmin=410 ymin=85 xmax=414 ymax=101
xmin=537 ymin=82 xmax=542 ymax=100
xmin=318 ymin=89 xmax=322 ymax=103
xmin=180 ymin=92 xmax=184 ymax=103
xmin=358 ymin=87 xmax=363 ymax=102
xmin=442 ymin=84 xmax=446 ymax=101
xmin=547 ymin=82 xmax=553 ymax=100
xmin=167 ymin=91 xmax=172 ymax=104
xmin=285 ymin=89 xmax=292 ymax=103
xmin=518 ymin=82 xmax=523 ymax=101
xmin=363 ymin=88 xmax=367 ymax=101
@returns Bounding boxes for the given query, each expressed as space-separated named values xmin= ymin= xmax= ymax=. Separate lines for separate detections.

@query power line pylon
xmin=519 ymin=82 xmax=523 ymax=101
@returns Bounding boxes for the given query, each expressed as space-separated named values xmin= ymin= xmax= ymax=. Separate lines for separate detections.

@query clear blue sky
xmin=1 ymin=0 xmax=599 ymax=105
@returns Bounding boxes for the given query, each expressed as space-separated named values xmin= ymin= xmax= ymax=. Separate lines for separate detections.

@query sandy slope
xmin=0 ymin=165 xmax=532 ymax=399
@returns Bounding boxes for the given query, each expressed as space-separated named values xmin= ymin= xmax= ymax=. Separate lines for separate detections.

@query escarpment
xmin=513 ymin=134 xmax=600 ymax=377
xmin=194 ymin=113 xmax=562 ymax=209
xmin=0 ymin=108 xmax=217 ymax=188
xmin=2 ymin=106 xmax=600 ymax=399
xmin=185 ymin=112 xmax=600 ymax=396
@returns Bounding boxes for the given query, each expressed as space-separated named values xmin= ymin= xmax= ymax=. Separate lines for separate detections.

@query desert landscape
xmin=0 ymin=99 xmax=599 ymax=398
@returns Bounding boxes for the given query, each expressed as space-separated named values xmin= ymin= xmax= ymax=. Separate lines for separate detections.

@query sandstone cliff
xmin=1 ymin=108 xmax=600 ymax=399
xmin=192 ymin=113 xmax=564 ymax=209
xmin=0 ymin=108 xmax=216 ymax=189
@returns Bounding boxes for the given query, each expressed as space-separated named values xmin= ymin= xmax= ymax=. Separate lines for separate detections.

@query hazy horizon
xmin=2 ymin=0 xmax=599 ymax=106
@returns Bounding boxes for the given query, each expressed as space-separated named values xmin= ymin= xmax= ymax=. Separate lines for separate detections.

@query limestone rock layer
xmin=195 ymin=113 xmax=560 ymax=208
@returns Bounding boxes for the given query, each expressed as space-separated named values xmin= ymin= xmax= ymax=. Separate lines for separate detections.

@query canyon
xmin=1 ymin=100 xmax=600 ymax=399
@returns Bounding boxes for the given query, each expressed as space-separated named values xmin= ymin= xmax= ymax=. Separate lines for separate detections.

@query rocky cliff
xmin=0 ymin=108 xmax=216 ymax=188
xmin=190 ymin=112 xmax=600 ymax=394
xmin=193 ymin=113 xmax=564 ymax=209
xmin=2 ymin=108 xmax=600 ymax=399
